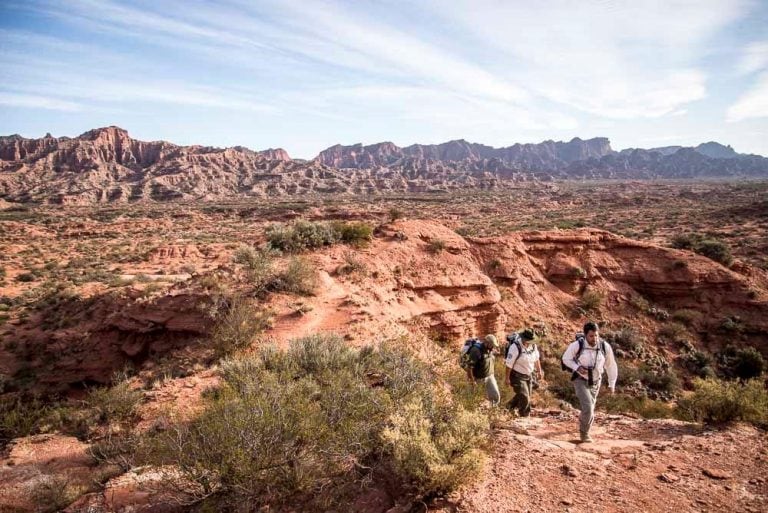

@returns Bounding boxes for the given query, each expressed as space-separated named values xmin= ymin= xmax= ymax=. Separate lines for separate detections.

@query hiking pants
xmin=476 ymin=375 xmax=500 ymax=406
xmin=573 ymin=377 xmax=601 ymax=437
xmin=508 ymin=371 xmax=532 ymax=416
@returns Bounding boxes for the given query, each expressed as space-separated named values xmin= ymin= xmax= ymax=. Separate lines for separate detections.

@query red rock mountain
xmin=2 ymin=127 xmax=767 ymax=204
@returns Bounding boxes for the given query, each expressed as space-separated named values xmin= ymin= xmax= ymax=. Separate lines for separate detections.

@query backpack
xmin=459 ymin=338 xmax=484 ymax=370
xmin=560 ymin=333 xmax=606 ymax=371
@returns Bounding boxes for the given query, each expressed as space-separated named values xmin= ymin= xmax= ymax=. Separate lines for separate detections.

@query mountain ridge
xmin=1 ymin=127 xmax=767 ymax=204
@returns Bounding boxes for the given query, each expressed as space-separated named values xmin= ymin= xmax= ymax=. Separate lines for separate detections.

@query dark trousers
xmin=507 ymin=371 xmax=532 ymax=416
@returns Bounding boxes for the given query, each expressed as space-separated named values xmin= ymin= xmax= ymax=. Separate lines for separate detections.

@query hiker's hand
xmin=539 ymin=371 xmax=545 ymax=380
xmin=610 ymin=388 xmax=615 ymax=395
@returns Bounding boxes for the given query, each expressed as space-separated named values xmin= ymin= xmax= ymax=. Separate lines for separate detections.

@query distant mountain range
xmin=1 ymin=126 xmax=766 ymax=204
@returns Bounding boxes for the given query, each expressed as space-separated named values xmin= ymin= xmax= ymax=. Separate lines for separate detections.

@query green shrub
xmin=142 ymin=335 xmax=487 ymax=507
xmin=677 ymin=378 xmax=768 ymax=426
xmin=210 ymin=296 xmax=272 ymax=357
xmin=681 ymin=349 xmax=717 ymax=378
xmin=670 ymin=233 xmax=732 ymax=266
xmin=671 ymin=233 xmax=700 ymax=250
xmin=696 ymin=239 xmax=733 ymax=266
xmin=332 ymin=221 xmax=373 ymax=246
xmin=718 ymin=345 xmax=766 ymax=380
xmin=266 ymin=220 xmax=339 ymax=253
xmin=87 ymin=371 xmax=143 ymax=423
xmin=29 ymin=474 xmax=81 ymax=513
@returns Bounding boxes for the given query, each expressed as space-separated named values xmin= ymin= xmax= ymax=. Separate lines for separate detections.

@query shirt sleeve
xmin=561 ymin=341 xmax=580 ymax=372
xmin=505 ymin=344 xmax=520 ymax=368
xmin=604 ymin=342 xmax=618 ymax=389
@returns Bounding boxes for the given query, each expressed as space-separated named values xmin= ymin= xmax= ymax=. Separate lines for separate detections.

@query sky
xmin=1 ymin=0 xmax=767 ymax=159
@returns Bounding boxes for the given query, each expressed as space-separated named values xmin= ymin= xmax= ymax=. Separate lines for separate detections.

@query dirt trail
xmin=433 ymin=412 xmax=768 ymax=513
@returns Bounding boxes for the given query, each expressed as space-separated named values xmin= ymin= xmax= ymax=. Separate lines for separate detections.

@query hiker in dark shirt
xmin=465 ymin=334 xmax=500 ymax=406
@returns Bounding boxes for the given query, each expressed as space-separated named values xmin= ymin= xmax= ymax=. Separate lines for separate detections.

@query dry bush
xmin=427 ymin=238 xmax=446 ymax=253
xmin=28 ymin=474 xmax=81 ymax=513
xmin=0 ymin=395 xmax=49 ymax=444
xmin=337 ymin=251 xmax=367 ymax=276
xmin=271 ymin=257 xmax=319 ymax=296
xmin=210 ymin=296 xmax=272 ymax=357
xmin=578 ymin=289 xmax=603 ymax=312
xmin=381 ymin=398 xmax=488 ymax=496
xmin=233 ymin=245 xmax=277 ymax=296
xmin=87 ymin=371 xmax=143 ymax=424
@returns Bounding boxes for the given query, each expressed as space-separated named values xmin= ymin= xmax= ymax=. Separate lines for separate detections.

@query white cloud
xmin=727 ymin=72 xmax=768 ymax=122
xmin=427 ymin=0 xmax=746 ymax=119
xmin=0 ymin=92 xmax=81 ymax=111
xmin=737 ymin=41 xmax=768 ymax=74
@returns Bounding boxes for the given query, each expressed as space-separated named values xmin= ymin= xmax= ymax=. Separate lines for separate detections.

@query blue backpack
xmin=459 ymin=338 xmax=483 ymax=370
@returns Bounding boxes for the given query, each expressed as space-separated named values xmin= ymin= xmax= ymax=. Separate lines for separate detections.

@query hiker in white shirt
xmin=561 ymin=321 xmax=618 ymax=443
xmin=504 ymin=328 xmax=543 ymax=417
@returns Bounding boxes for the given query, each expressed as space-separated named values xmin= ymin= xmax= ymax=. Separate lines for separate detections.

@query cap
xmin=520 ymin=328 xmax=536 ymax=341
xmin=484 ymin=334 xmax=499 ymax=348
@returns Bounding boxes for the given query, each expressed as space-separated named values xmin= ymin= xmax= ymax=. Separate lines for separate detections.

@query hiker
xmin=561 ymin=321 xmax=618 ymax=443
xmin=465 ymin=334 xmax=501 ymax=406
xmin=504 ymin=328 xmax=543 ymax=416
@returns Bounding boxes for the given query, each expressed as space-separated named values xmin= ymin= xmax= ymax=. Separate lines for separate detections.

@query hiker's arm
xmin=466 ymin=367 xmax=474 ymax=383
xmin=536 ymin=359 xmax=544 ymax=379
xmin=605 ymin=342 xmax=618 ymax=392
xmin=504 ymin=344 xmax=518 ymax=386
xmin=561 ymin=342 xmax=579 ymax=372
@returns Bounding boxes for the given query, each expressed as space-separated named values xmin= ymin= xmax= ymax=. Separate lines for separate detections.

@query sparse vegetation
xmin=265 ymin=220 xmax=372 ymax=253
xmin=337 ymin=251 xmax=367 ymax=276
xmin=718 ymin=345 xmax=766 ymax=380
xmin=142 ymin=335 xmax=488 ymax=507
xmin=578 ymin=289 xmax=603 ymax=312
xmin=86 ymin=371 xmax=143 ymax=424
xmin=677 ymin=378 xmax=768 ymax=427
xmin=427 ymin=238 xmax=446 ymax=253
xmin=388 ymin=207 xmax=405 ymax=222
xmin=210 ymin=296 xmax=272 ymax=357
xmin=271 ymin=257 xmax=319 ymax=295
xmin=671 ymin=233 xmax=733 ymax=266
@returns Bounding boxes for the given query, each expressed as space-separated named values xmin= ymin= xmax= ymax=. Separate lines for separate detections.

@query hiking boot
xmin=580 ymin=434 xmax=594 ymax=443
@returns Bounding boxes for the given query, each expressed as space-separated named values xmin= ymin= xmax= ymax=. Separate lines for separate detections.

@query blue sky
xmin=1 ymin=0 xmax=767 ymax=158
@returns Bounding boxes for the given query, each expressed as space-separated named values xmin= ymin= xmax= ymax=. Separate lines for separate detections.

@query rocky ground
xmin=435 ymin=412 xmax=767 ymax=513
xmin=2 ymin=411 xmax=765 ymax=513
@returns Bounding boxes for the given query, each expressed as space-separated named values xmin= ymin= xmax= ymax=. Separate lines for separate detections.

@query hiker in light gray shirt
xmin=561 ymin=321 xmax=618 ymax=443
